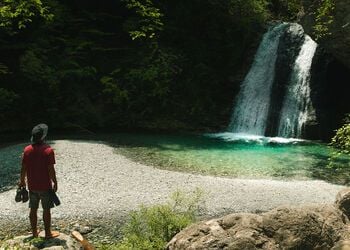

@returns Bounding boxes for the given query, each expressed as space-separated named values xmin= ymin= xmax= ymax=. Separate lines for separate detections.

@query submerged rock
xmin=167 ymin=188 xmax=350 ymax=250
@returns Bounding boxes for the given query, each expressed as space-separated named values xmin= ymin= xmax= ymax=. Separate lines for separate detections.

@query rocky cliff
xmin=301 ymin=0 xmax=350 ymax=69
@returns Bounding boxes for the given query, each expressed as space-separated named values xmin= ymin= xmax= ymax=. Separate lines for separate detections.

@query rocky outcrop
xmin=167 ymin=188 xmax=350 ymax=250
xmin=300 ymin=0 xmax=350 ymax=69
xmin=0 ymin=232 xmax=83 ymax=250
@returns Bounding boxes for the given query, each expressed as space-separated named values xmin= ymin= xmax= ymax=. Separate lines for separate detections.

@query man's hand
xmin=48 ymin=164 xmax=58 ymax=192
xmin=18 ymin=180 xmax=25 ymax=187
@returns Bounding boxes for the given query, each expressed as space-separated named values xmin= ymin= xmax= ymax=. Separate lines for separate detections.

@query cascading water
xmin=228 ymin=22 xmax=318 ymax=139
xmin=277 ymin=35 xmax=317 ymax=138
xmin=228 ymin=23 xmax=288 ymax=135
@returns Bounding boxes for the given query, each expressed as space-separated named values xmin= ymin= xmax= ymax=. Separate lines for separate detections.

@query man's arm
xmin=48 ymin=164 xmax=58 ymax=192
xmin=19 ymin=162 xmax=26 ymax=187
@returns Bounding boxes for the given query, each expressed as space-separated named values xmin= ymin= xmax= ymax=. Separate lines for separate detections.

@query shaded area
xmin=0 ymin=143 xmax=25 ymax=192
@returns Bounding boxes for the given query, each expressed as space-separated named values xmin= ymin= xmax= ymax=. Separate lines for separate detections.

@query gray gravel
xmin=0 ymin=140 xmax=346 ymax=239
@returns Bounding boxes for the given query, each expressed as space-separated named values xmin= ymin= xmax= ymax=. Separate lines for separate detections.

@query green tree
xmin=313 ymin=0 xmax=335 ymax=40
xmin=0 ymin=0 xmax=53 ymax=31
xmin=122 ymin=0 xmax=163 ymax=41
xmin=268 ymin=0 xmax=303 ymax=21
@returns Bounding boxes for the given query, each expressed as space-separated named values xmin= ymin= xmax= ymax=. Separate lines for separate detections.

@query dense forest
xmin=0 ymin=0 xmax=343 ymax=137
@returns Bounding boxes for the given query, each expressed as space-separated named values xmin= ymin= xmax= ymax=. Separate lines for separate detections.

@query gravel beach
xmin=0 ymin=140 xmax=346 ymax=242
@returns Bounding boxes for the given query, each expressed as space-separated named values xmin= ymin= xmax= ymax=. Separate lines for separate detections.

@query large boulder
xmin=300 ymin=0 xmax=350 ymax=69
xmin=0 ymin=232 xmax=82 ymax=250
xmin=167 ymin=188 xmax=350 ymax=250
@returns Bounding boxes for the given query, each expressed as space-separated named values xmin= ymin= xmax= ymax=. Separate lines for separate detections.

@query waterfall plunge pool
xmin=110 ymin=133 xmax=350 ymax=185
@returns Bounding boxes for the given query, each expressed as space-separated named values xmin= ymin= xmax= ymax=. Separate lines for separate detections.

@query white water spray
xmin=277 ymin=35 xmax=318 ymax=138
xmin=228 ymin=23 xmax=288 ymax=135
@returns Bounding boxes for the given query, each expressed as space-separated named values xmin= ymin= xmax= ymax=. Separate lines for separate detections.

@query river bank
xmin=0 ymin=140 xmax=346 ymax=244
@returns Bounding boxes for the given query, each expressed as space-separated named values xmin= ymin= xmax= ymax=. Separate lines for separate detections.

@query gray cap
xmin=31 ymin=124 xmax=48 ymax=143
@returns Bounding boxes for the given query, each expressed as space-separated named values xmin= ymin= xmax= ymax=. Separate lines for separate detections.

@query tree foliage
xmin=328 ymin=115 xmax=350 ymax=169
xmin=268 ymin=0 xmax=303 ymax=21
xmin=0 ymin=0 xmax=346 ymax=136
xmin=313 ymin=0 xmax=335 ymax=40
xmin=122 ymin=0 xmax=163 ymax=41
xmin=331 ymin=115 xmax=350 ymax=154
xmin=0 ymin=0 xmax=53 ymax=31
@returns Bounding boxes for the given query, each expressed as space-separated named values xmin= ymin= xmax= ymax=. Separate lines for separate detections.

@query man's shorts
xmin=29 ymin=191 xmax=54 ymax=209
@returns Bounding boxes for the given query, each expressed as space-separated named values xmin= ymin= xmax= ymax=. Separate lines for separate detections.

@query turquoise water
xmin=109 ymin=132 xmax=350 ymax=185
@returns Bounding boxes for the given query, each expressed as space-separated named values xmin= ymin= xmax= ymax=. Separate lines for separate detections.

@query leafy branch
xmin=0 ymin=0 xmax=53 ymax=31
xmin=313 ymin=0 xmax=335 ymax=40
xmin=122 ymin=0 xmax=163 ymax=40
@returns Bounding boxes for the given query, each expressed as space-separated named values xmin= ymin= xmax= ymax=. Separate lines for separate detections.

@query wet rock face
xmin=167 ymin=189 xmax=350 ymax=250
xmin=266 ymin=23 xmax=306 ymax=137
xmin=301 ymin=0 xmax=350 ymax=70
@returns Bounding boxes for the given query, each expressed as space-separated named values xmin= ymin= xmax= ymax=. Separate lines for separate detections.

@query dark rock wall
xmin=307 ymin=50 xmax=350 ymax=140
xmin=299 ymin=0 xmax=350 ymax=140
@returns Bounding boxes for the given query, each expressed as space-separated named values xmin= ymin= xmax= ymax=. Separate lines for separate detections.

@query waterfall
xmin=228 ymin=22 xmax=318 ymax=139
xmin=228 ymin=23 xmax=288 ymax=135
xmin=277 ymin=35 xmax=318 ymax=138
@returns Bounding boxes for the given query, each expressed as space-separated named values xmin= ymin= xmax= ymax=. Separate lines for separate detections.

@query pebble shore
xmin=0 ymin=140 xmax=346 ymax=243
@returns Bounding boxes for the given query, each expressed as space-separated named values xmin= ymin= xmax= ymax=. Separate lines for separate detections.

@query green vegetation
xmin=122 ymin=0 xmax=163 ymax=41
xmin=328 ymin=115 xmax=350 ymax=169
xmin=313 ymin=0 xmax=335 ymax=40
xmin=331 ymin=115 xmax=350 ymax=154
xmin=0 ymin=0 xmax=307 ymax=134
xmin=269 ymin=0 xmax=303 ymax=21
xmin=0 ymin=0 xmax=53 ymax=32
xmin=0 ymin=0 xmax=346 ymax=140
xmin=98 ymin=188 xmax=204 ymax=250
xmin=0 ymin=236 xmax=46 ymax=249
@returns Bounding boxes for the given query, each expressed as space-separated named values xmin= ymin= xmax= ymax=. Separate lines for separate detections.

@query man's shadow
xmin=23 ymin=235 xmax=68 ymax=249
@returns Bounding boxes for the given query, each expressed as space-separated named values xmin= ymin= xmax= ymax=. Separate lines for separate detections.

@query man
xmin=19 ymin=124 xmax=59 ymax=238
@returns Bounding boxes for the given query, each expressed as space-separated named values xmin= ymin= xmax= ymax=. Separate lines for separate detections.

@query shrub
xmin=99 ymin=188 xmax=204 ymax=250
xmin=331 ymin=115 xmax=350 ymax=154
xmin=328 ymin=115 xmax=350 ymax=169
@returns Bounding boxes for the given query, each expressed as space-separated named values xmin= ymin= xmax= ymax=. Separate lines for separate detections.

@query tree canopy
xmin=0 ymin=0 xmax=345 ymax=141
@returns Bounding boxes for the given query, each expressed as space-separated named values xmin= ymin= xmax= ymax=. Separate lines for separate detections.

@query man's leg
xmin=41 ymin=191 xmax=59 ymax=238
xmin=43 ymin=209 xmax=51 ymax=237
xmin=29 ymin=208 xmax=38 ymax=237
xmin=29 ymin=191 xmax=40 ymax=237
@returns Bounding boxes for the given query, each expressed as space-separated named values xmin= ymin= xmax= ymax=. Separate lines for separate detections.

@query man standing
xmin=19 ymin=124 xmax=59 ymax=238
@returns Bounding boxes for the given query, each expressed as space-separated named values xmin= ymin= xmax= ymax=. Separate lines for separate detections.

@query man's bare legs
xmin=30 ymin=208 xmax=59 ymax=238
xmin=43 ymin=209 xmax=52 ymax=238
xmin=29 ymin=208 xmax=38 ymax=237
xmin=43 ymin=209 xmax=59 ymax=238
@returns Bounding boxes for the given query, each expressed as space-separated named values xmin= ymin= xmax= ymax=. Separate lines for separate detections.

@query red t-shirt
xmin=22 ymin=143 xmax=56 ymax=191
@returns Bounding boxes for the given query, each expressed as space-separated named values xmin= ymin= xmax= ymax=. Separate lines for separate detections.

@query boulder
xmin=167 ymin=188 xmax=350 ymax=250
xmin=0 ymin=232 xmax=82 ymax=250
